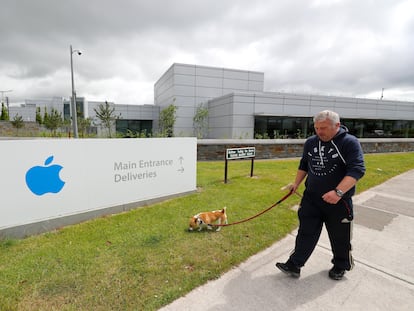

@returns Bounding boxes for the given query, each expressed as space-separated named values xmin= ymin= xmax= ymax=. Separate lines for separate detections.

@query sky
xmin=1 ymin=0 xmax=413 ymax=106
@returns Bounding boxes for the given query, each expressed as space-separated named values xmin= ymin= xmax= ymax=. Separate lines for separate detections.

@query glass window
xmin=116 ymin=119 xmax=153 ymax=137
xmin=254 ymin=116 xmax=414 ymax=139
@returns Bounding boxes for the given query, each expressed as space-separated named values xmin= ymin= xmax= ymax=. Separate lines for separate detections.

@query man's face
xmin=314 ymin=119 xmax=340 ymax=142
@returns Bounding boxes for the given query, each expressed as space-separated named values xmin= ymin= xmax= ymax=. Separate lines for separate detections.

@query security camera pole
xmin=70 ymin=44 xmax=81 ymax=138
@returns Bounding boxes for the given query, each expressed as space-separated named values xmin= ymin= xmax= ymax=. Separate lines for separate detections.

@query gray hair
xmin=313 ymin=110 xmax=340 ymax=125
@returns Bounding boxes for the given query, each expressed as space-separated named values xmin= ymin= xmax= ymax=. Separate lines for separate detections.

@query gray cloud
xmin=1 ymin=0 xmax=413 ymax=105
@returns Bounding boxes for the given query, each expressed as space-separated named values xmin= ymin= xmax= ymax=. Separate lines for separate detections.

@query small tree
xmin=43 ymin=108 xmax=63 ymax=136
xmin=193 ymin=103 xmax=209 ymax=138
xmin=36 ymin=107 xmax=42 ymax=124
xmin=61 ymin=118 xmax=72 ymax=137
xmin=78 ymin=117 xmax=92 ymax=138
xmin=11 ymin=114 xmax=24 ymax=135
xmin=94 ymin=101 xmax=120 ymax=138
xmin=159 ymin=103 xmax=177 ymax=137
xmin=0 ymin=103 xmax=9 ymax=120
xmin=43 ymin=107 xmax=49 ymax=126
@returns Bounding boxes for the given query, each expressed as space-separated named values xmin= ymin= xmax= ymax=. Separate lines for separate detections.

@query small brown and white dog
xmin=188 ymin=207 xmax=228 ymax=232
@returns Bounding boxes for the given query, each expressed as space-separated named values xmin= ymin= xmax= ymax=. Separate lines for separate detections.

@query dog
xmin=188 ymin=207 xmax=228 ymax=232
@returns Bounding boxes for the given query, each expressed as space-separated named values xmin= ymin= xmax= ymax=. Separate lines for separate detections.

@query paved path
xmin=160 ymin=169 xmax=414 ymax=310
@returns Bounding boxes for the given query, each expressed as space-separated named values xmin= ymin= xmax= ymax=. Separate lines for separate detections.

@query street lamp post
xmin=70 ymin=45 xmax=81 ymax=138
xmin=0 ymin=90 xmax=12 ymax=119
xmin=1 ymin=89 xmax=13 ymax=105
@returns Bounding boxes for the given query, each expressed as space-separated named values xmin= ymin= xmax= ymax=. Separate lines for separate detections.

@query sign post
xmin=224 ymin=147 xmax=256 ymax=183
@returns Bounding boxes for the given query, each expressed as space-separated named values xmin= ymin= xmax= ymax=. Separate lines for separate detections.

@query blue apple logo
xmin=25 ymin=155 xmax=65 ymax=196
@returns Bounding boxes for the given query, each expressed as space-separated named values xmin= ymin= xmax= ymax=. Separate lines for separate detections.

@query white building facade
xmin=154 ymin=63 xmax=264 ymax=137
xmin=5 ymin=63 xmax=414 ymax=138
xmin=155 ymin=64 xmax=414 ymax=139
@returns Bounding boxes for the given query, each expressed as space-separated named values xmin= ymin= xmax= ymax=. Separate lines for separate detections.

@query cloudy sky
xmin=1 ymin=0 xmax=413 ymax=106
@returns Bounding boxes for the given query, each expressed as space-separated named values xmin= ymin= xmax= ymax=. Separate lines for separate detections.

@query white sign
xmin=0 ymin=138 xmax=196 ymax=230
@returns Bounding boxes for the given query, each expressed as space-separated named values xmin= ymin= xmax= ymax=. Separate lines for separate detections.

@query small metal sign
xmin=226 ymin=147 xmax=256 ymax=160
xmin=224 ymin=147 xmax=256 ymax=183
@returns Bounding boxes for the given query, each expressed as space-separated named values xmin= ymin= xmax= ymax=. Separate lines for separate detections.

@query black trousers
xmin=289 ymin=191 xmax=354 ymax=271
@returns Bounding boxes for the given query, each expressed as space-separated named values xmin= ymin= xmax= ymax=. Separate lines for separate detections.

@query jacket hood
xmin=333 ymin=125 xmax=349 ymax=140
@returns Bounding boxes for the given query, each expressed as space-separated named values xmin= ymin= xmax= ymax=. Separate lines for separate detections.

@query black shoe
xmin=276 ymin=261 xmax=300 ymax=278
xmin=329 ymin=266 xmax=345 ymax=280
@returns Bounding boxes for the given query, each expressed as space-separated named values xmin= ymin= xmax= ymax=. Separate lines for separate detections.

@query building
xmin=209 ymin=91 xmax=414 ymax=139
xmin=112 ymin=104 xmax=158 ymax=136
xmin=5 ymin=63 xmax=414 ymax=138
xmin=155 ymin=63 xmax=414 ymax=139
xmin=8 ymin=97 xmax=157 ymax=137
xmin=154 ymin=63 xmax=264 ymax=137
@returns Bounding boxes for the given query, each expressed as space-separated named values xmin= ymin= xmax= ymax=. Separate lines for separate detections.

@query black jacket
xmin=299 ymin=125 xmax=366 ymax=197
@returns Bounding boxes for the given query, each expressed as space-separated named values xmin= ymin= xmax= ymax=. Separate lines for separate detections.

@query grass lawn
xmin=1 ymin=152 xmax=413 ymax=310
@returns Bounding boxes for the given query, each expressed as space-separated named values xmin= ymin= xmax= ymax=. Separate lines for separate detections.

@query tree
xmin=0 ymin=103 xmax=9 ymax=120
xmin=78 ymin=117 xmax=92 ymax=138
xmin=36 ymin=107 xmax=42 ymax=124
xmin=159 ymin=103 xmax=177 ymax=137
xmin=61 ymin=118 xmax=72 ymax=137
xmin=42 ymin=107 xmax=49 ymax=126
xmin=43 ymin=108 xmax=63 ymax=136
xmin=11 ymin=114 xmax=24 ymax=135
xmin=193 ymin=103 xmax=209 ymax=138
xmin=94 ymin=101 xmax=120 ymax=138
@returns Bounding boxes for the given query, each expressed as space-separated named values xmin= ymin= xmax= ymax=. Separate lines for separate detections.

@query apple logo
xmin=25 ymin=155 xmax=65 ymax=195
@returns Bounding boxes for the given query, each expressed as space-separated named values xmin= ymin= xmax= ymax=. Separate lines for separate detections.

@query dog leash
xmin=212 ymin=190 xmax=295 ymax=227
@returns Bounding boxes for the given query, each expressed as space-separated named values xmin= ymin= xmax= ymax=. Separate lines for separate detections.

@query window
xmin=255 ymin=117 xmax=414 ymax=138
xmin=116 ymin=119 xmax=153 ymax=137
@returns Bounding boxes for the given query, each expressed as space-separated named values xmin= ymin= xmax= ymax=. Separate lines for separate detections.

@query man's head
xmin=313 ymin=110 xmax=340 ymax=142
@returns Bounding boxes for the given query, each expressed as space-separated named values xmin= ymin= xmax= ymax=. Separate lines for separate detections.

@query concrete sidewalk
xmin=160 ymin=169 xmax=414 ymax=311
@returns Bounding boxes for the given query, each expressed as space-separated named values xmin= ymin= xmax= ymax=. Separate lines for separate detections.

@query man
xmin=276 ymin=110 xmax=365 ymax=280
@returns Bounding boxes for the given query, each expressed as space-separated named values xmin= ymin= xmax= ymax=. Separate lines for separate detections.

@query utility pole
xmin=70 ymin=45 xmax=82 ymax=138
xmin=0 ymin=90 xmax=13 ymax=105
xmin=6 ymin=96 xmax=9 ymax=116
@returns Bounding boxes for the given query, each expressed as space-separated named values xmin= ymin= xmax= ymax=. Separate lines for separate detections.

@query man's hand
xmin=322 ymin=190 xmax=341 ymax=204
xmin=281 ymin=183 xmax=302 ymax=197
